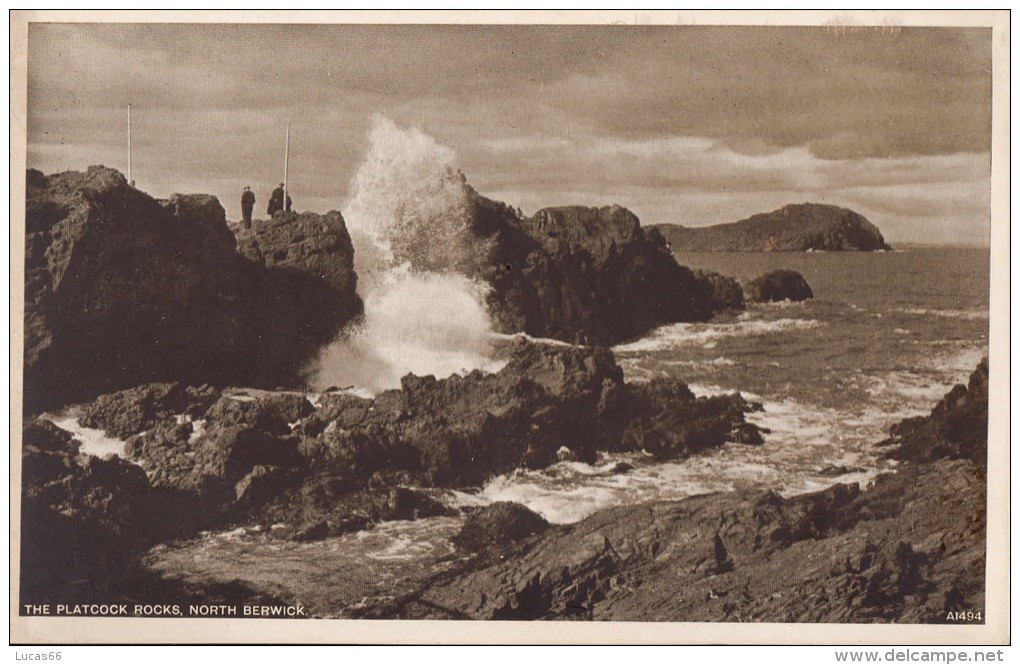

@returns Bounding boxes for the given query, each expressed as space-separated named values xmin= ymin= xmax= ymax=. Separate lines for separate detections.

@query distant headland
xmin=649 ymin=203 xmax=892 ymax=252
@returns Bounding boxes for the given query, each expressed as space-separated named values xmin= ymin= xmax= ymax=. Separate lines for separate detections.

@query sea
xmin=44 ymin=245 xmax=991 ymax=617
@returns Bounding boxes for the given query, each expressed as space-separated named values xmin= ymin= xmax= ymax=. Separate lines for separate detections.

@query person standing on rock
xmin=241 ymin=186 xmax=255 ymax=229
xmin=267 ymin=183 xmax=285 ymax=216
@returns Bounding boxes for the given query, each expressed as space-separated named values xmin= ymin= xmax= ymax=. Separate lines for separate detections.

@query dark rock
xmin=694 ymin=269 xmax=745 ymax=311
xmin=818 ymin=464 xmax=867 ymax=477
xmin=23 ymin=418 xmax=79 ymax=454
xmin=387 ymin=486 xmax=457 ymax=521
xmin=453 ymin=502 xmax=549 ymax=554
xmin=745 ymin=269 xmax=814 ymax=303
xmin=650 ymin=203 xmax=892 ymax=252
xmin=385 ymin=171 xmax=719 ymax=345
xmin=622 ymin=378 xmax=763 ymax=460
xmin=404 ymin=459 xmax=983 ymax=622
xmin=204 ymin=393 xmax=313 ymax=437
xmin=293 ymin=520 xmax=331 ymax=543
xmin=883 ymin=358 xmax=988 ymax=466
xmin=20 ymin=418 xmax=159 ymax=606
xmin=110 ymin=340 xmax=760 ymax=581
xmin=78 ymin=382 xmax=219 ymax=438
xmin=234 ymin=210 xmax=359 ymax=296
xmin=23 ymin=166 xmax=362 ymax=413
xmin=389 ymin=361 xmax=989 ymax=622
xmin=235 ymin=465 xmax=300 ymax=509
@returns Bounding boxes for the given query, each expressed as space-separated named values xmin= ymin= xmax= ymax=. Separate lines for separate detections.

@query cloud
xmin=24 ymin=23 xmax=992 ymax=244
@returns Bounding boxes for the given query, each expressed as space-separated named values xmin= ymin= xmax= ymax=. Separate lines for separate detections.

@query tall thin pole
xmin=127 ymin=103 xmax=132 ymax=185
xmin=283 ymin=123 xmax=290 ymax=211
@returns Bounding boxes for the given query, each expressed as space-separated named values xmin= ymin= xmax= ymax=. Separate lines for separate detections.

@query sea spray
xmin=306 ymin=117 xmax=500 ymax=392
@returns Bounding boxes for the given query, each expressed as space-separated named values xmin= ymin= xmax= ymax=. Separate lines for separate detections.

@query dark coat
xmin=267 ymin=187 xmax=285 ymax=215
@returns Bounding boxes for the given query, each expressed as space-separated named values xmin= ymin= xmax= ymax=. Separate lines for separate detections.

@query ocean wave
xmin=899 ymin=307 xmax=989 ymax=320
xmin=613 ymin=318 xmax=822 ymax=353
xmin=490 ymin=331 xmax=573 ymax=348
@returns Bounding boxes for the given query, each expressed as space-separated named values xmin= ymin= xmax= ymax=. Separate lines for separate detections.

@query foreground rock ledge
xmin=381 ymin=360 xmax=988 ymax=622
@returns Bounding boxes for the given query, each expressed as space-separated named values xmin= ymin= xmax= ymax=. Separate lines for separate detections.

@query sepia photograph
xmin=9 ymin=10 xmax=1009 ymax=646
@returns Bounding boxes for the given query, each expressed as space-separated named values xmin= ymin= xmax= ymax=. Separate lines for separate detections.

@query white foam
xmin=491 ymin=331 xmax=573 ymax=348
xmin=306 ymin=118 xmax=503 ymax=394
xmin=613 ymin=318 xmax=822 ymax=353
xmin=40 ymin=408 xmax=128 ymax=458
xmin=899 ymin=307 xmax=989 ymax=321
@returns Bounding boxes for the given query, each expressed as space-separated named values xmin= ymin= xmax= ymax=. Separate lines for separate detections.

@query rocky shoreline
xmin=19 ymin=166 xmax=982 ymax=623
xmin=24 ymin=166 xmax=812 ymax=413
xmin=381 ymin=360 xmax=987 ymax=622
xmin=20 ymin=354 xmax=987 ymax=622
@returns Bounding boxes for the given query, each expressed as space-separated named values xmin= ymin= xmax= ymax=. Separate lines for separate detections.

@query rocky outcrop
xmin=744 ymin=269 xmax=814 ymax=303
xmin=693 ymin=269 xmax=745 ymax=311
xmin=234 ymin=211 xmax=359 ymax=296
xmin=882 ymin=358 xmax=989 ymax=466
xmin=453 ymin=502 xmax=550 ymax=555
xmin=651 ymin=203 xmax=892 ymax=252
xmin=23 ymin=167 xmax=363 ymax=413
xmin=78 ymin=382 xmax=219 ymax=439
xmin=396 ymin=457 xmax=983 ymax=622
xmin=381 ymin=361 xmax=988 ymax=622
xmin=101 ymin=340 xmax=761 ymax=540
xmin=20 ymin=418 xmax=157 ymax=605
xmin=388 ymin=172 xmax=721 ymax=345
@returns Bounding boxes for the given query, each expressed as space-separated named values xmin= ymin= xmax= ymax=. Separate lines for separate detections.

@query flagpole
xmin=128 ymin=103 xmax=132 ymax=186
xmin=284 ymin=123 xmax=290 ymax=211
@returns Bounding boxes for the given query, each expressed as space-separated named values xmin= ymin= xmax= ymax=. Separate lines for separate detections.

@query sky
xmin=26 ymin=23 xmax=992 ymax=245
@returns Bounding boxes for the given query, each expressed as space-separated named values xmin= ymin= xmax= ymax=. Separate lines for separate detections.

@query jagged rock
xmin=622 ymin=377 xmax=764 ymax=460
xmin=387 ymin=486 xmax=457 ymax=521
xmin=650 ymin=203 xmax=892 ymax=252
xmin=234 ymin=210 xmax=359 ymax=296
xmin=385 ymin=172 xmax=721 ymax=345
xmin=883 ymin=358 xmax=988 ymax=466
xmin=401 ymin=460 xmax=983 ymax=622
xmin=694 ymin=269 xmax=745 ymax=310
xmin=78 ymin=382 xmax=219 ymax=438
xmin=122 ymin=339 xmax=758 ymax=539
xmin=293 ymin=520 xmax=331 ymax=542
xmin=203 ymin=393 xmax=313 ymax=437
xmin=23 ymin=166 xmax=362 ymax=413
xmin=390 ymin=362 xmax=988 ymax=622
xmin=745 ymin=269 xmax=814 ymax=303
xmin=235 ymin=465 xmax=300 ymax=509
xmin=20 ymin=418 xmax=158 ymax=606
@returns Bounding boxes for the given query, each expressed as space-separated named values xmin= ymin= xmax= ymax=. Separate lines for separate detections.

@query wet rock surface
xmin=693 ymin=269 xmax=746 ymax=311
xmin=744 ymin=269 xmax=814 ymax=303
xmin=20 ymin=289 xmax=986 ymax=623
xmin=24 ymin=167 xmax=362 ymax=413
xmin=393 ymin=459 xmax=984 ymax=622
xmin=78 ymin=382 xmax=219 ymax=438
xmin=882 ymin=358 xmax=988 ymax=466
xmin=389 ymin=172 xmax=730 ymax=345
xmin=45 ymin=341 xmax=760 ymax=547
xmin=382 ymin=361 xmax=988 ymax=622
